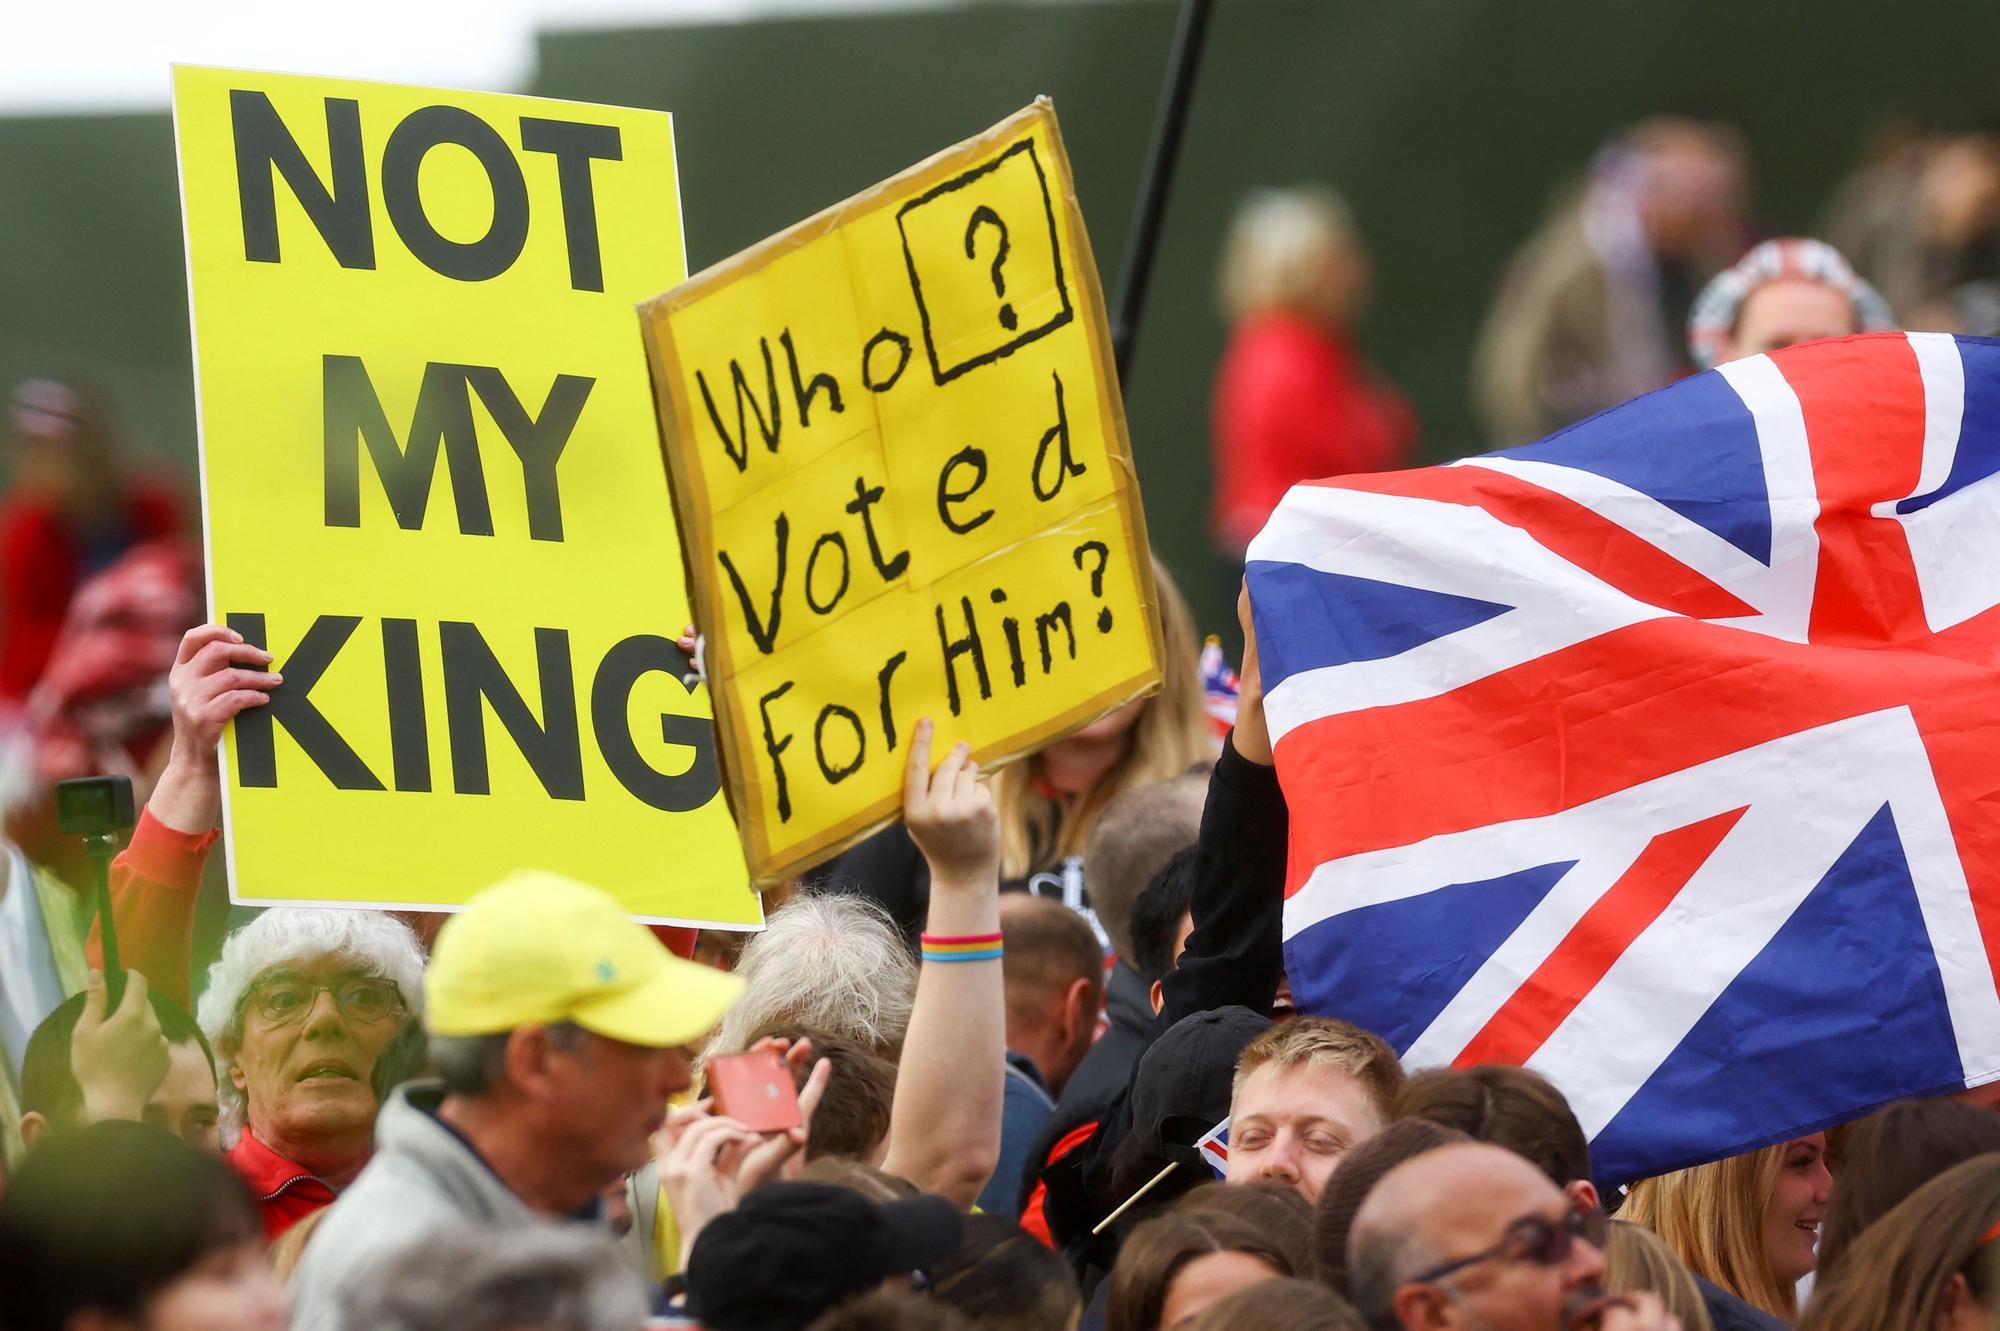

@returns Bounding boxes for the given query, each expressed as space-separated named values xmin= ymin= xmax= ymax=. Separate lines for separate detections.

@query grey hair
xmin=429 ymin=1021 xmax=586 ymax=1098
xmin=339 ymin=1224 xmax=649 ymax=1331
xmin=1348 ymin=1221 xmax=1445 ymax=1331
xmin=195 ymin=907 xmax=427 ymax=1144
xmin=707 ymin=892 xmax=916 ymax=1063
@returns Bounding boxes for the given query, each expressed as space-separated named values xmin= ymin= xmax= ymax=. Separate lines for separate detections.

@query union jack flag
xmin=1247 ymin=333 xmax=2000 ymax=1185
xmin=1200 ymin=636 xmax=1240 ymax=738
xmin=1195 ymin=1116 xmax=1230 ymax=1178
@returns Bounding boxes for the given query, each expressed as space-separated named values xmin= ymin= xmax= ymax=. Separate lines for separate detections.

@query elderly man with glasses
xmin=1348 ymin=1143 xmax=1682 ymax=1331
xmin=195 ymin=908 xmax=427 ymax=1239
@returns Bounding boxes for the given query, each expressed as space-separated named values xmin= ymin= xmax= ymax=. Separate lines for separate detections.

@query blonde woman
xmin=1623 ymin=1134 xmax=1833 ymax=1319
xmin=1209 ymin=186 xmax=1415 ymax=561
xmin=803 ymin=554 xmax=1211 ymax=944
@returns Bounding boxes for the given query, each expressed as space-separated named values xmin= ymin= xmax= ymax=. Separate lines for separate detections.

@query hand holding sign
xmin=904 ymin=719 xmax=999 ymax=890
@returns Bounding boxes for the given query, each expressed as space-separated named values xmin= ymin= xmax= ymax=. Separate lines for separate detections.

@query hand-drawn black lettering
xmin=814 ymin=705 xmax=866 ymax=783
xmin=1035 ymin=602 xmax=1076 ymax=672
xmin=518 ymin=117 xmax=620 ymax=293
xmin=804 ymin=530 xmax=851 ymax=616
xmin=696 ymin=338 xmax=781 ymax=473
xmin=230 ymin=91 xmax=375 ymax=270
xmin=591 ymin=635 xmax=722 ymax=813
xmin=845 ymin=477 xmax=910 ymax=580
xmin=227 ymin=612 xmax=385 ymax=791
xmin=934 ymin=596 xmax=992 ymax=717
xmin=936 ymin=446 xmax=993 ymax=535
xmin=439 ymin=622 xmax=584 ymax=799
xmin=462 ymin=366 xmax=592 ymax=543
xmin=991 ymin=588 xmax=1026 ymax=687
xmin=381 ymin=617 xmax=431 ymax=792
xmin=1030 ymin=371 xmax=1085 ymax=502
xmin=758 ymin=681 xmax=797 ymax=822
xmin=780 ymin=328 xmax=844 ymax=428
xmin=717 ymin=513 xmax=788 ymax=654
xmin=962 ymin=206 xmax=1017 ymax=332
xmin=861 ymin=328 xmax=912 ymax=393
xmin=876 ymin=649 xmax=908 ymax=751
xmin=380 ymin=106 xmax=530 ymax=283
xmin=323 ymin=356 xmax=492 ymax=536
xmin=1073 ymin=540 xmax=1113 ymax=632
xmin=895 ymin=138 xmax=1075 ymax=386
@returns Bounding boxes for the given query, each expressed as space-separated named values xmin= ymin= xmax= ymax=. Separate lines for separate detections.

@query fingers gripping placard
xmin=174 ymin=67 xmax=756 ymax=925
xmin=643 ymin=100 xmax=1163 ymax=884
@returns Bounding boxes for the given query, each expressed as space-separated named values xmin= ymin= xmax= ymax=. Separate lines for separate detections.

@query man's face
xmin=1224 ymin=1060 xmax=1384 ymax=1202
xmin=148 ymin=1040 xmax=221 ymax=1152
xmin=1400 ymin=1159 xmax=1607 ymax=1331
xmin=1719 ymin=279 xmax=1857 ymax=363
xmin=229 ymin=957 xmax=405 ymax=1155
xmin=542 ymin=1031 xmax=694 ymax=1190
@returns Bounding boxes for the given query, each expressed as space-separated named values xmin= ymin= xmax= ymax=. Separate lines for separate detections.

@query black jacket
xmin=1037 ymin=733 xmax=1289 ymax=1266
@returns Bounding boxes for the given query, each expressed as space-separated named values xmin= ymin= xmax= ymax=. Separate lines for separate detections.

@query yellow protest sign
xmin=174 ymin=65 xmax=756 ymax=926
xmin=642 ymin=100 xmax=1163 ymax=885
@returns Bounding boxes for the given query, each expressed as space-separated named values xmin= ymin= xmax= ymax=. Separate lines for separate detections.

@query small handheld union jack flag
xmin=1195 ymin=1116 xmax=1230 ymax=1179
xmin=1199 ymin=636 xmax=1240 ymax=739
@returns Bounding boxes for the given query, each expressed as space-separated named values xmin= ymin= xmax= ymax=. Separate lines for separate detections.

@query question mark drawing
xmin=963 ymin=205 xmax=1017 ymax=332
xmin=1072 ymin=541 xmax=1112 ymax=633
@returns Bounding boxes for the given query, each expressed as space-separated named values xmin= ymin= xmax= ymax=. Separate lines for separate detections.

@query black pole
xmin=85 ymin=833 xmax=124 ymax=1009
xmin=1110 ymin=0 xmax=1216 ymax=388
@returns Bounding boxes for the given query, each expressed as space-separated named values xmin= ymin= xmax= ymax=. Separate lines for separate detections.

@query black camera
xmin=55 ymin=776 xmax=136 ymax=837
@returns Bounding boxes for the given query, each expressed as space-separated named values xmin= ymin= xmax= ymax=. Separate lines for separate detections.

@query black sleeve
xmin=1159 ymin=730 xmax=1288 ymax=1025
xmin=796 ymin=823 xmax=931 ymax=945
xmin=1038 ymin=731 xmax=1287 ymax=1260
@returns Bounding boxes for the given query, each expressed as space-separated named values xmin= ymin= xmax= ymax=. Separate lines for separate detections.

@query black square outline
xmin=896 ymin=137 xmax=1075 ymax=387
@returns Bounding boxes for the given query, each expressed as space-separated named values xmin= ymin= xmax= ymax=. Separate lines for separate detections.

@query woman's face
xmin=1762 ymin=1132 xmax=1833 ymax=1285
xmin=143 ymin=1239 xmax=287 ymax=1331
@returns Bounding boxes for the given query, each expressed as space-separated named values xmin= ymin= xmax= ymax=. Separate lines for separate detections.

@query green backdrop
xmin=5 ymin=0 xmax=2000 ymax=640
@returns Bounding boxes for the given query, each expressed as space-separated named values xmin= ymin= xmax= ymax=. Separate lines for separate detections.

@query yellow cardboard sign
xmin=642 ymin=100 xmax=1163 ymax=885
xmin=174 ymin=66 xmax=756 ymax=926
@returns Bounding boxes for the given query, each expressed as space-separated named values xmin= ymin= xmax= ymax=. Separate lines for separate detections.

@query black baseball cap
xmin=686 ymin=1182 xmax=965 ymax=1331
xmin=1129 ymin=1005 xmax=1272 ymax=1162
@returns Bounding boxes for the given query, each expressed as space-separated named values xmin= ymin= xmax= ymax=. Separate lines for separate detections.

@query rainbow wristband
xmin=921 ymin=931 xmax=1004 ymax=964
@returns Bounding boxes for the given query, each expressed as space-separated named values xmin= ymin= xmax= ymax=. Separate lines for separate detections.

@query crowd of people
xmin=2 ymin=110 xmax=1999 ymax=1331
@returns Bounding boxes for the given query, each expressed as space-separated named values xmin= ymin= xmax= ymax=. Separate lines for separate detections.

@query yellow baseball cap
xmin=426 ymin=871 xmax=744 ymax=1048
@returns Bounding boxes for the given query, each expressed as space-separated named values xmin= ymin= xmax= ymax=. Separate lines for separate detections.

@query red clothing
xmin=1209 ymin=314 xmax=1416 ymax=554
xmin=226 ymin=1128 xmax=338 ymax=1241
xmin=0 ymin=482 xmax=181 ymax=702
xmin=89 ymin=808 xmax=218 ymax=1010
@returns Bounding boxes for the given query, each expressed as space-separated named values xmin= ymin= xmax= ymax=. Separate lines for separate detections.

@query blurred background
xmin=7 ymin=0 xmax=2000 ymax=651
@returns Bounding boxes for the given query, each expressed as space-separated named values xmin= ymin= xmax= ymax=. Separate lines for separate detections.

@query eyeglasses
xmin=1409 ymin=1206 xmax=1608 ymax=1286
xmin=242 ymin=973 xmax=406 ymax=1026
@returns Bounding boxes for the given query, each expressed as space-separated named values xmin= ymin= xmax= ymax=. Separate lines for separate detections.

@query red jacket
xmin=1210 ymin=314 xmax=1416 ymax=554
xmin=226 ymin=1128 xmax=338 ymax=1241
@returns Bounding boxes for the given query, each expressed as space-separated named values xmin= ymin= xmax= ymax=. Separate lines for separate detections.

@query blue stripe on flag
xmin=1503 ymin=370 xmax=1773 ymax=564
xmin=1591 ymin=804 xmax=1961 ymax=1185
xmin=1247 ymin=560 xmax=1510 ymax=691
xmin=1284 ymin=860 xmax=1576 ymax=1051
xmin=1900 ymin=338 xmax=2000 ymax=514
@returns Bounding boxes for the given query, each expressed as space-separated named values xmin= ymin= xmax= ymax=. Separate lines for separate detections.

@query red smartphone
xmin=707 ymin=1049 xmax=804 ymax=1133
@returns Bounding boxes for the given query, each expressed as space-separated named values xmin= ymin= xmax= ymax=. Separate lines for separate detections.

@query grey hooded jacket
xmin=287 ymin=1081 xmax=546 ymax=1331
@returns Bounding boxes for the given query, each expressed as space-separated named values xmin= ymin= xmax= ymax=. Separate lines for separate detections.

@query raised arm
xmin=1159 ymin=582 xmax=1287 ymax=1025
xmin=90 ymin=624 xmax=279 ymax=1005
xmin=881 ymin=719 xmax=1004 ymax=1209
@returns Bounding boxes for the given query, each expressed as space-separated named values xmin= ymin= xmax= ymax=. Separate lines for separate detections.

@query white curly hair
xmin=706 ymin=892 xmax=916 ymax=1064
xmin=195 ymin=908 xmax=428 ymax=1145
